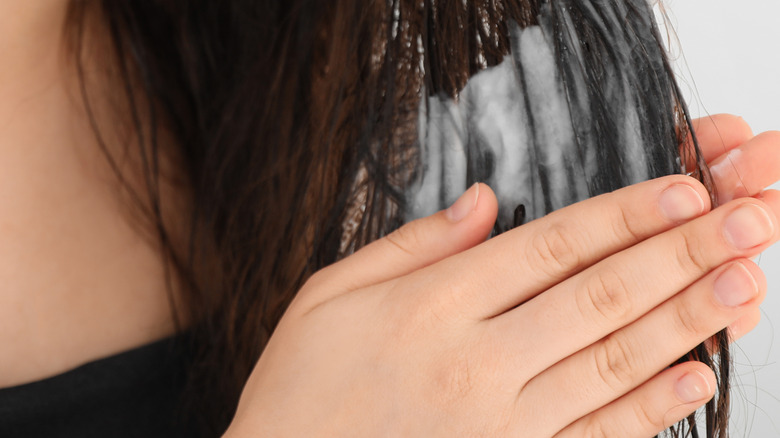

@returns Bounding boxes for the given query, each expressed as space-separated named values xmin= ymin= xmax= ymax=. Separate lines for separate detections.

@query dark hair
xmin=67 ymin=0 xmax=727 ymax=436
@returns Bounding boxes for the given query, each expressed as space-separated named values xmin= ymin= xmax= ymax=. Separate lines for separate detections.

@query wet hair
xmin=67 ymin=0 xmax=727 ymax=436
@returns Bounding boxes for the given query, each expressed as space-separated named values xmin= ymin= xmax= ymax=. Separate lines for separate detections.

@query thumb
xmin=306 ymin=183 xmax=498 ymax=301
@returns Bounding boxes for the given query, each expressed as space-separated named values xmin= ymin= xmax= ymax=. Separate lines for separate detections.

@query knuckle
xmin=581 ymin=416 xmax=609 ymax=438
xmin=672 ymin=296 xmax=706 ymax=337
xmin=673 ymin=232 xmax=710 ymax=276
xmin=610 ymin=205 xmax=643 ymax=243
xmin=632 ymin=399 xmax=662 ymax=432
xmin=529 ymin=224 xmax=582 ymax=276
xmin=593 ymin=335 xmax=637 ymax=391
xmin=385 ymin=223 xmax=423 ymax=257
xmin=578 ymin=268 xmax=633 ymax=322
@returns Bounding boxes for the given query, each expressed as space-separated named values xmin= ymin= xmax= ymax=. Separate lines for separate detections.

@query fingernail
xmin=723 ymin=204 xmax=775 ymax=250
xmin=446 ymin=183 xmax=480 ymax=222
xmin=675 ymin=370 xmax=711 ymax=403
xmin=713 ymin=262 xmax=758 ymax=307
xmin=659 ymin=184 xmax=705 ymax=222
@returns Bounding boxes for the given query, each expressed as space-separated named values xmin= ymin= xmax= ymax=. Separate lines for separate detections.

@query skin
xmin=0 ymin=0 xmax=179 ymax=387
xmin=3 ymin=2 xmax=780 ymax=437
xmin=229 ymin=117 xmax=780 ymax=437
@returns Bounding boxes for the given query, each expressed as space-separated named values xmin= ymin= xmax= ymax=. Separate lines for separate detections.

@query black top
xmin=0 ymin=335 xmax=197 ymax=437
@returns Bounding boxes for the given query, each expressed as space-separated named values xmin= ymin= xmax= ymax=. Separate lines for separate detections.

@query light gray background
xmin=662 ymin=1 xmax=780 ymax=435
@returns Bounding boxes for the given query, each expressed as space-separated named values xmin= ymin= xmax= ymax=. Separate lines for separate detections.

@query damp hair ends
xmin=381 ymin=1 xmax=726 ymax=436
xmin=65 ymin=0 xmax=727 ymax=435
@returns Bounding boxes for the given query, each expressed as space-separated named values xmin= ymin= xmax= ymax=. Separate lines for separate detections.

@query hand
xmin=227 ymin=115 xmax=780 ymax=437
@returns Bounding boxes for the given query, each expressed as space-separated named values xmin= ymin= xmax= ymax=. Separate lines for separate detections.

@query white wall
xmin=664 ymin=1 xmax=780 ymax=435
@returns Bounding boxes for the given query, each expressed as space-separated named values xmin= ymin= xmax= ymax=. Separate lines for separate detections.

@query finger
xmin=299 ymin=183 xmax=498 ymax=305
xmin=704 ymin=307 xmax=763 ymax=354
xmin=403 ymin=175 xmax=712 ymax=321
xmin=758 ymin=188 xmax=780 ymax=208
xmin=691 ymin=114 xmax=754 ymax=164
xmin=494 ymin=195 xmax=779 ymax=377
xmin=728 ymin=308 xmax=762 ymax=343
xmin=520 ymin=259 xmax=766 ymax=431
xmin=554 ymin=363 xmax=715 ymax=438
xmin=709 ymin=131 xmax=780 ymax=203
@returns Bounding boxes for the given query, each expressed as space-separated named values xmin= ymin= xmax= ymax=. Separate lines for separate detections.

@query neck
xmin=0 ymin=1 xmax=71 ymax=103
xmin=0 ymin=1 xmax=185 ymax=388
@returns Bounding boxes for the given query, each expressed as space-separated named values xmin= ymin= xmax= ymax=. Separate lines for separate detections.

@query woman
xmin=1 ymin=0 xmax=779 ymax=437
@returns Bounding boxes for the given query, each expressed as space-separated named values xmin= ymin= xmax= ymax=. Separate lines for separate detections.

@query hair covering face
xmin=407 ymin=0 xmax=701 ymax=233
xmin=402 ymin=2 xmax=723 ymax=437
